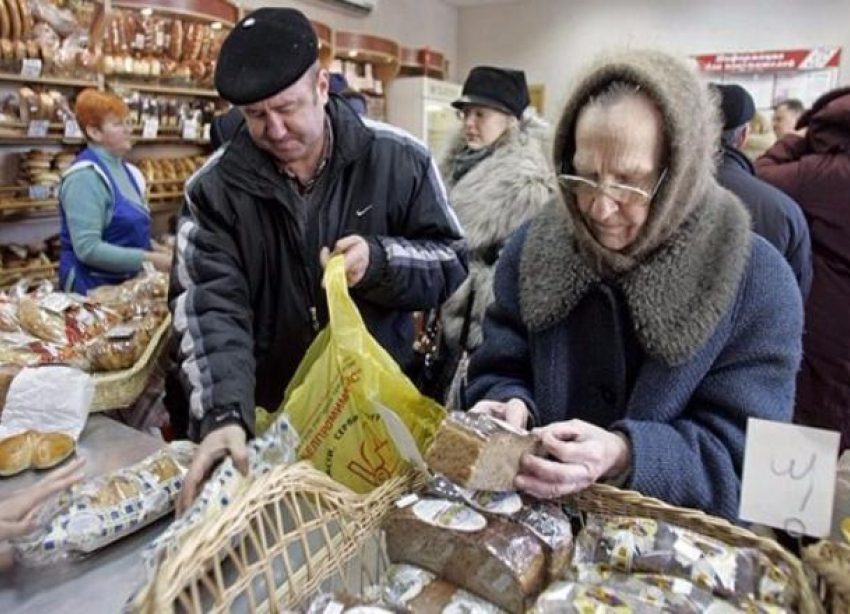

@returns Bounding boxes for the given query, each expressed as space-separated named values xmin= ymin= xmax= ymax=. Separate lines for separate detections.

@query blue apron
xmin=59 ymin=148 xmax=151 ymax=295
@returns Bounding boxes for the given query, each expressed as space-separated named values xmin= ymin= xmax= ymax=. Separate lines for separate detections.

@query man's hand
xmin=177 ymin=425 xmax=249 ymax=516
xmin=468 ymin=398 xmax=530 ymax=430
xmin=320 ymin=235 xmax=371 ymax=287
xmin=0 ymin=457 xmax=86 ymax=541
xmin=515 ymin=420 xmax=631 ymax=499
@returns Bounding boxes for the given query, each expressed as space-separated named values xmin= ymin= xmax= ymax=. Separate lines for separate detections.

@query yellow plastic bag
xmin=261 ymin=256 xmax=445 ymax=493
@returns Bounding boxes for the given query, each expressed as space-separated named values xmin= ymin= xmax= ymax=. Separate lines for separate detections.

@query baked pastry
xmin=425 ymin=411 xmax=541 ymax=491
xmin=0 ymin=431 xmax=33 ymax=477
xmin=32 ymin=432 xmax=75 ymax=469
xmin=90 ymin=475 xmax=140 ymax=507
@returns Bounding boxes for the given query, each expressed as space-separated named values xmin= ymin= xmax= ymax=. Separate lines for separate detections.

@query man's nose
xmin=266 ymin=114 xmax=287 ymax=139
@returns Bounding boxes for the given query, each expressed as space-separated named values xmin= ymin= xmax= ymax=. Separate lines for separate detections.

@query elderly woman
xmin=465 ymin=50 xmax=803 ymax=520
xmin=432 ymin=66 xmax=555 ymax=405
xmin=59 ymin=89 xmax=171 ymax=294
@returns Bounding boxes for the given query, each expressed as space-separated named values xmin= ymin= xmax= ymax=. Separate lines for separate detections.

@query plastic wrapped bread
xmin=573 ymin=514 xmax=794 ymax=608
xmin=12 ymin=442 xmax=195 ymax=565
xmin=384 ymin=497 xmax=547 ymax=613
xmin=424 ymin=474 xmax=574 ymax=581
xmin=424 ymin=411 xmax=540 ymax=491
xmin=381 ymin=564 xmax=505 ymax=613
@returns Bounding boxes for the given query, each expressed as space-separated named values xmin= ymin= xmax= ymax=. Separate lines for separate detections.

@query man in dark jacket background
xmin=713 ymin=83 xmax=812 ymax=300
xmin=171 ymin=8 xmax=467 ymax=510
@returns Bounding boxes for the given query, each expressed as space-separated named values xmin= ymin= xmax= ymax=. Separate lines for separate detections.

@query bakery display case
xmin=0 ymin=0 xmax=239 ymax=286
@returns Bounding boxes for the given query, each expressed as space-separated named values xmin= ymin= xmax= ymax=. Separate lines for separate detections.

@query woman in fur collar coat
xmin=433 ymin=66 xmax=556 ymax=405
xmin=465 ymin=50 xmax=803 ymax=521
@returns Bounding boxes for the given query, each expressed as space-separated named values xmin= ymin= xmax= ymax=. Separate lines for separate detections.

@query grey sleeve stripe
xmin=363 ymin=119 xmax=463 ymax=237
xmin=383 ymin=237 xmax=460 ymax=266
xmin=173 ymin=208 xmax=213 ymax=421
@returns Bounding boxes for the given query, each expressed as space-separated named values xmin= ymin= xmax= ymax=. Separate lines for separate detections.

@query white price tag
xmin=27 ymin=120 xmax=50 ymax=138
xmin=20 ymin=58 xmax=43 ymax=78
xmin=181 ymin=119 xmax=199 ymax=141
xmin=27 ymin=185 xmax=51 ymax=200
xmin=40 ymin=293 xmax=73 ymax=314
xmin=133 ymin=33 xmax=145 ymax=50
xmin=155 ymin=31 xmax=165 ymax=48
xmin=64 ymin=119 xmax=83 ymax=140
xmin=739 ymin=418 xmax=840 ymax=537
xmin=142 ymin=117 xmax=160 ymax=139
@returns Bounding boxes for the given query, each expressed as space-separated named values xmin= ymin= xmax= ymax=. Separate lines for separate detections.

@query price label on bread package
xmin=27 ymin=120 xmax=50 ymax=138
xmin=20 ymin=58 xmax=43 ymax=78
xmin=142 ymin=117 xmax=160 ymax=139
xmin=740 ymin=418 xmax=840 ymax=537
xmin=64 ymin=119 xmax=83 ymax=140
xmin=181 ymin=118 xmax=199 ymax=141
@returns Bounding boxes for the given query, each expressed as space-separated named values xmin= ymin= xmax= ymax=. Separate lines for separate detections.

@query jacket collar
xmin=721 ymin=145 xmax=755 ymax=176
xmin=216 ymin=95 xmax=373 ymax=198
xmin=518 ymin=185 xmax=751 ymax=366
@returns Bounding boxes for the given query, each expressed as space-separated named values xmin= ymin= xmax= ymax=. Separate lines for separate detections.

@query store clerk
xmin=58 ymin=89 xmax=171 ymax=295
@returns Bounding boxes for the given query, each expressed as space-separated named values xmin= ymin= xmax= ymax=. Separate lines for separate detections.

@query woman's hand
xmin=468 ymin=398 xmax=530 ymax=430
xmin=0 ymin=457 xmax=86 ymax=541
xmin=515 ymin=420 xmax=631 ymax=499
xmin=144 ymin=250 xmax=172 ymax=272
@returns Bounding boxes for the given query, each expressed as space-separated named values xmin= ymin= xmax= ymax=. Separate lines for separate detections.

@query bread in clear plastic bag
xmin=11 ymin=442 xmax=195 ymax=566
xmin=573 ymin=514 xmax=794 ymax=608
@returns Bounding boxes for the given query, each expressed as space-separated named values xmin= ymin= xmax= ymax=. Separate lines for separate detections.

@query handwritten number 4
xmin=770 ymin=453 xmax=817 ymax=512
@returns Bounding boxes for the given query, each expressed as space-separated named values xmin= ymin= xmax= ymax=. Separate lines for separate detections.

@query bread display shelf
xmin=107 ymin=80 xmax=219 ymax=99
xmin=0 ymin=73 xmax=100 ymax=89
xmin=90 ymin=313 xmax=171 ymax=412
xmin=111 ymin=0 xmax=239 ymax=26
xmin=334 ymin=31 xmax=401 ymax=83
xmin=0 ymin=198 xmax=58 ymax=213
xmin=0 ymin=262 xmax=58 ymax=289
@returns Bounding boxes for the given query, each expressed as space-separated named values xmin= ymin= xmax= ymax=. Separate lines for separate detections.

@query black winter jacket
xmin=717 ymin=145 xmax=812 ymax=300
xmin=169 ymin=96 xmax=467 ymax=439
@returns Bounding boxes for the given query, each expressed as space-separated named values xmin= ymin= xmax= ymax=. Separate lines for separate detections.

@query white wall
xmin=457 ymin=0 xmax=850 ymax=120
xmin=240 ymin=0 xmax=460 ymax=80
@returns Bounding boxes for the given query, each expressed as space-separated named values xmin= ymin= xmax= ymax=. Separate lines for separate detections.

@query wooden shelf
xmin=0 ymin=72 xmax=100 ymax=89
xmin=334 ymin=31 xmax=401 ymax=83
xmin=0 ymin=198 xmax=58 ymax=213
xmin=312 ymin=21 xmax=334 ymax=68
xmin=107 ymin=80 xmax=219 ymax=98
xmin=111 ymin=0 xmax=239 ymax=25
xmin=148 ymin=191 xmax=185 ymax=202
xmin=0 ymin=262 xmax=58 ymax=288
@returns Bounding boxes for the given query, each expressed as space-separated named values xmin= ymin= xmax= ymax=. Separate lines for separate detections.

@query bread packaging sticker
xmin=0 ymin=366 xmax=92 ymax=440
xmin=140 ymin=414 xmax=300 ymax=575
xmin=11 ymin=442 xmax=196 ymax=565
xmin=412 ymin=498 xmax=487 ymax=533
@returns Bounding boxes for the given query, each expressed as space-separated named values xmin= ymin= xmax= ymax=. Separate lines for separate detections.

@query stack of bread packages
xmin=101 ymin=10 xmax=226 ymax=89
xmin=0 ymin=0 xmax=98 ymax=77
xmin=0 ymin=269 xmax=169 ymax=417
xmin=303 ymin=410 xmax=801 ymax=613
xmin=302 ymin=411 xmax=571 ymax=613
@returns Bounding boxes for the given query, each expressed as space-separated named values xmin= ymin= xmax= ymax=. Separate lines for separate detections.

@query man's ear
xmin=738 ymin=124 xmax=751 ymax=149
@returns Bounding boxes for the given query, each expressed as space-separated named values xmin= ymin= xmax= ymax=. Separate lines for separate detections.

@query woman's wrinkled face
xmin=571 ymin=95 xmax=665 ymax=251
xmin=459 ymin=105 xmax=515 ymax=149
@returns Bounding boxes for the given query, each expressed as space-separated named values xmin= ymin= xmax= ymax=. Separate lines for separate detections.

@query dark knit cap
xmin=452 ymin=66 xmax=530 ymax=119
xmin=215 ymin=8 xmax=318 ymax=105
xmin=713 ymin=83 xmax=756 ymax=130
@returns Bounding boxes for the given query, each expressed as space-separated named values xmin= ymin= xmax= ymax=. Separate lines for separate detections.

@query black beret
xmin=713 ymin=83 xmax=756 ymax=130
xmin=215 ymin=8 xmax=318 ymax=105
xmin=453 ymin=66 xmax=530 ymax=119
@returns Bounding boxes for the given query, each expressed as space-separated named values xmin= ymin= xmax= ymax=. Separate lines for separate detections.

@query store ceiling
xmin=442 ymin=0 xmax=523 ymax=6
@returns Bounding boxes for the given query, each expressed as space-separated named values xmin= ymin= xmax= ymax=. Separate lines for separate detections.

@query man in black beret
xmin=712 ymin=83 xmax=812 ymax=299
xmin=169 ymin=7 xmax=468 ymax=510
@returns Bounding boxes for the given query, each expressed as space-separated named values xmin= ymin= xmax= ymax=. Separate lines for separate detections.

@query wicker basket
xmin=89 ymin=314 xmax=171 ymax=412
xmin=804 ymin=540 xmax=850 ymax=613
xmin=132 ymin=462 xmax=418 ymax=613
xmin=133 ymin=462 xmax=822 ymax=613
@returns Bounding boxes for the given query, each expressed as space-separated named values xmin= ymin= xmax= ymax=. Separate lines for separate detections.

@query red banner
xmin=695 ymin=47 xmax=841 ymax=73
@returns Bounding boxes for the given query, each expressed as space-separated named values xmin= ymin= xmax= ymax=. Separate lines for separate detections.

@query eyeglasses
xmin=558 ymin=168 xmax=668 ymax=207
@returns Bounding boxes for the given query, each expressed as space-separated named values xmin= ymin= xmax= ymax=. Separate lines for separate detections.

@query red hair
xmin=74 ymin=89 xmax=130 ymax=131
